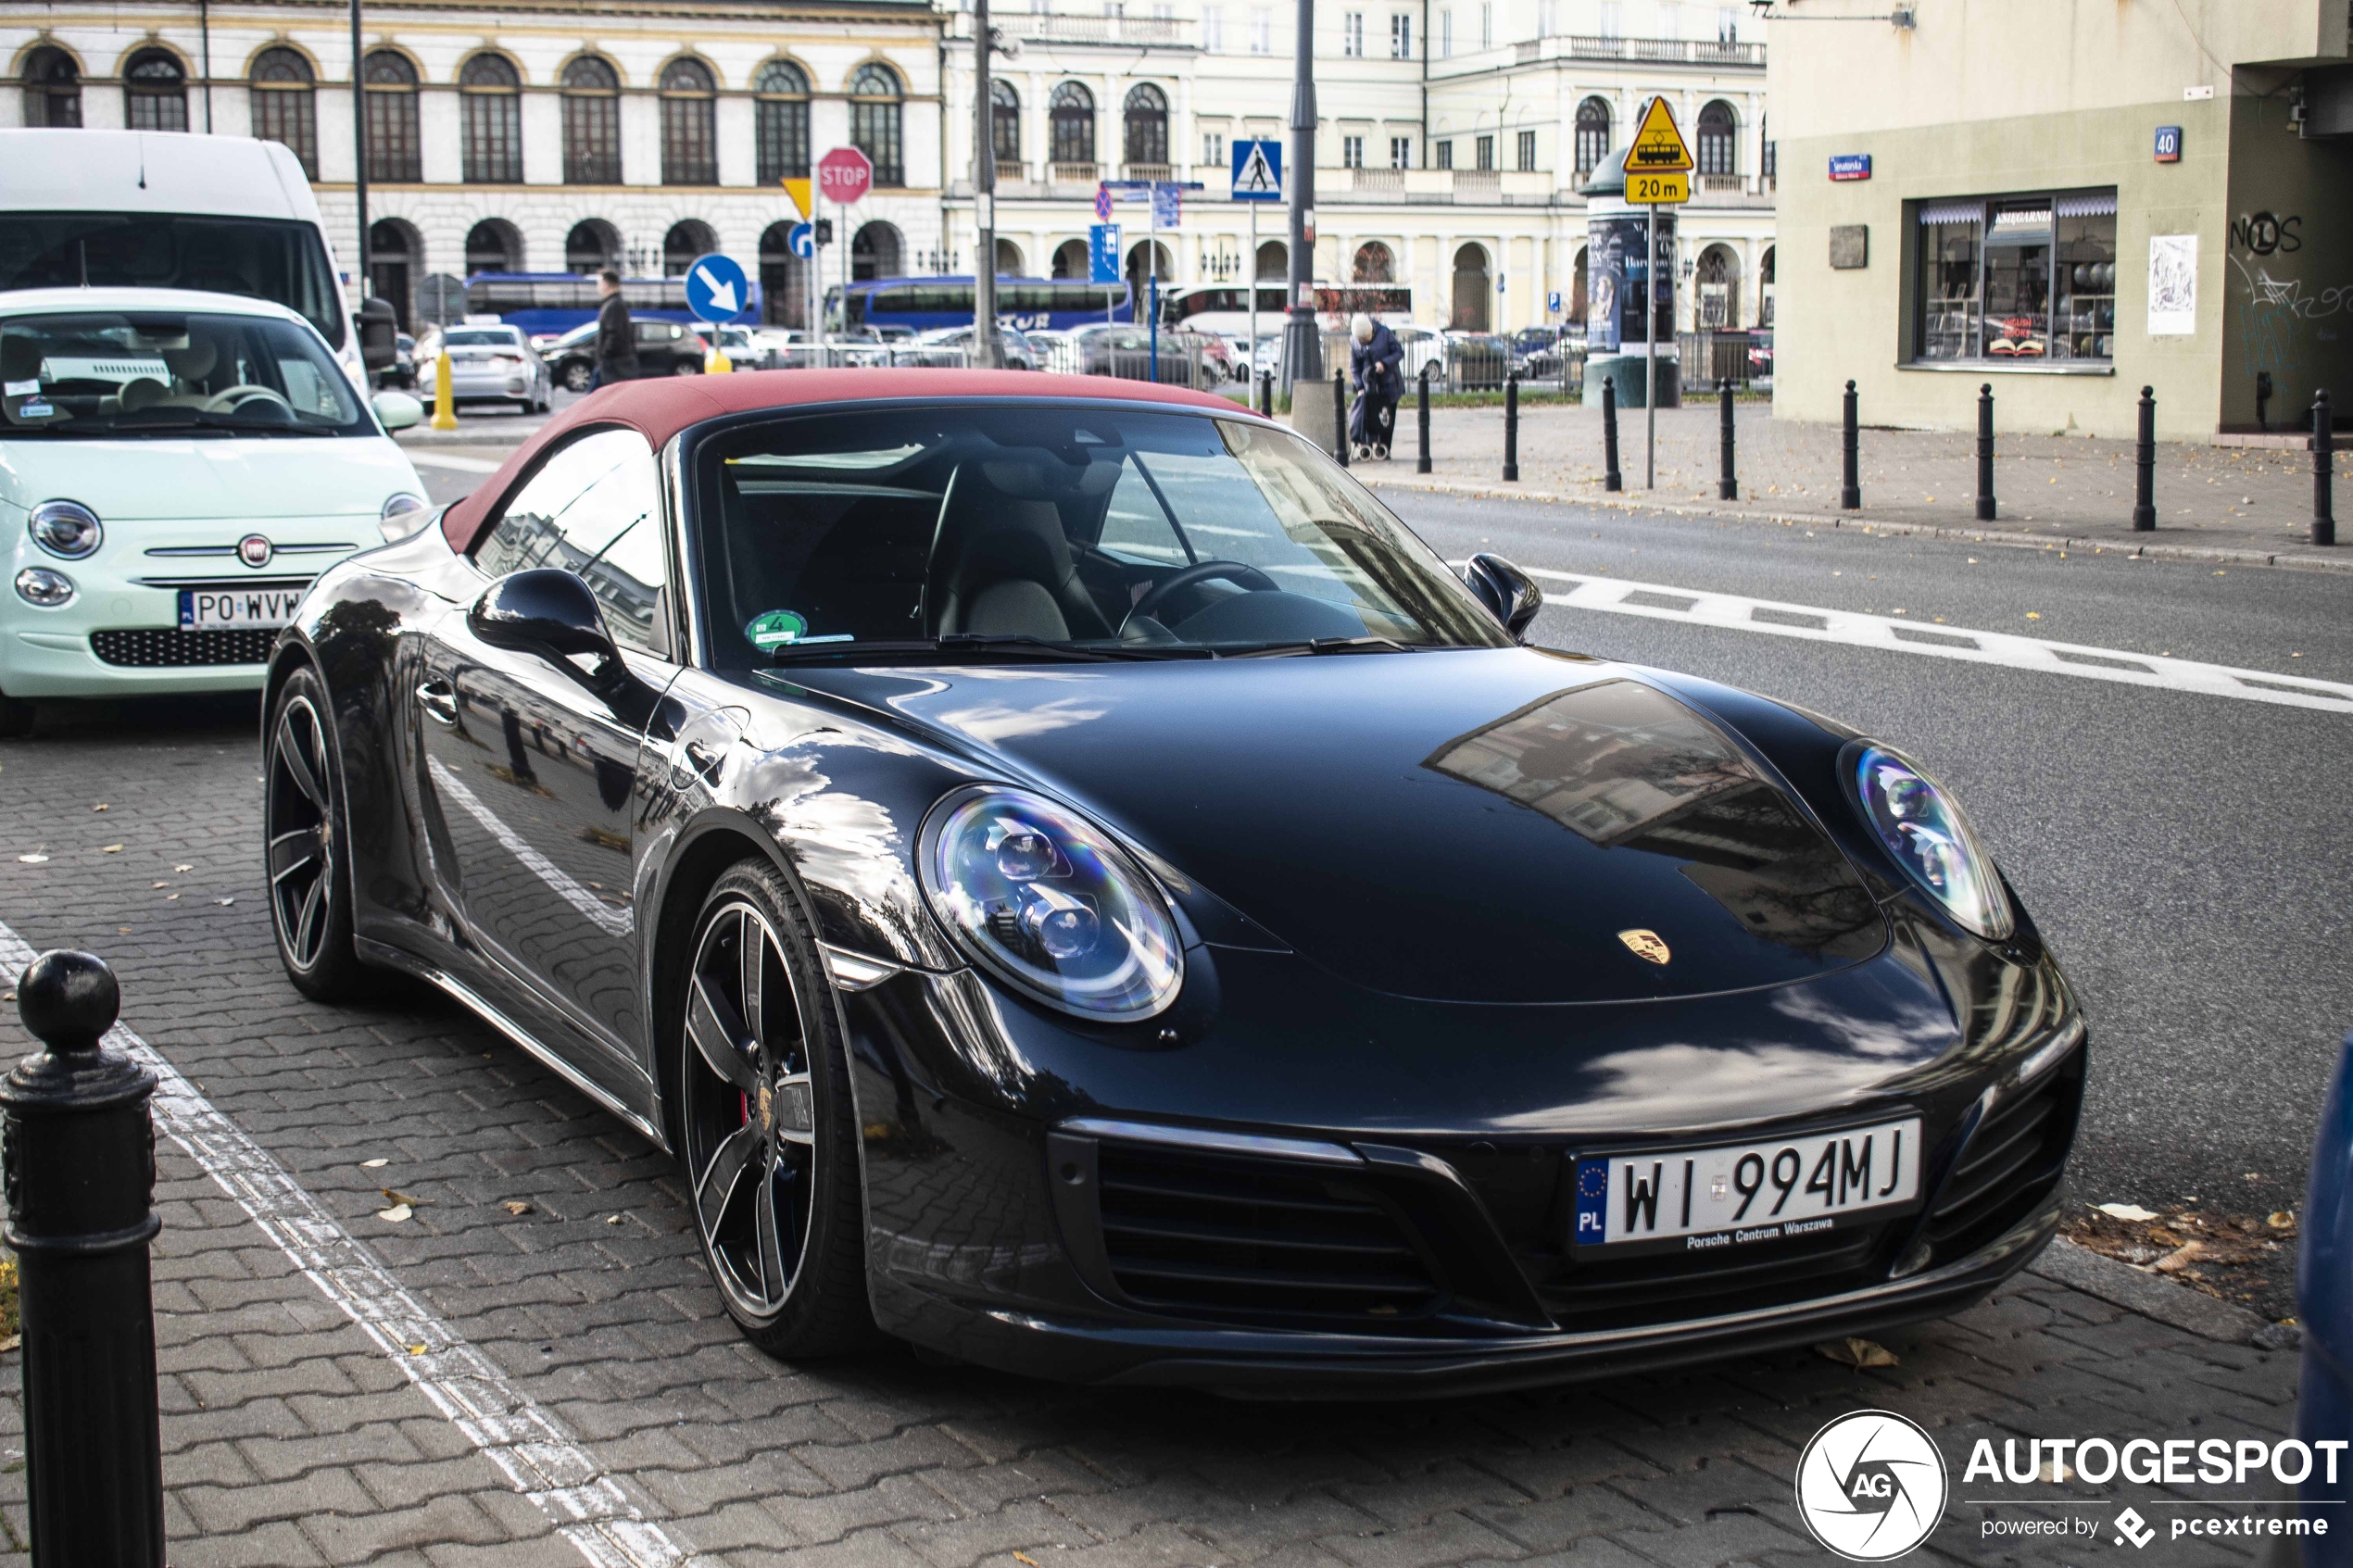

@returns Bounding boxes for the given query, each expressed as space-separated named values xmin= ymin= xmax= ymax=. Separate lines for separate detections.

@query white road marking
xmin=0 ymin=922 xmax=695 ymax=1568
xmin=404 ymin=451 xmax=506 ymax=473
xmin=1519 ymin=567 xmax=2353 ymax=713
xmin=429 ymin=755 xmax=635 ymax=936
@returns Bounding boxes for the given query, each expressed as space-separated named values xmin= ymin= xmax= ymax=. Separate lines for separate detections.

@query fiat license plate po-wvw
xmin=1573 ymin=1118 xmax=1921 ymax=1255
xmin=180 ymin=589 xmax=304 ymax=630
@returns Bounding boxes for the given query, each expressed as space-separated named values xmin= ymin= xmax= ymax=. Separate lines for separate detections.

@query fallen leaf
xmin=1 ymin=991 xmax=13 ymax=1003
xmin=606 ymin=1214 xmax=624 ymax=1224
xmin=2095 ymin=1202 xmax=2158 ymax=1222
xmin=2269 ymin=1211 xmax=2296 ymax=1230
xmin=2154 ymin=1241 xmax=2206 ymax=1273
xmin=359 ymin=1158 xmax=388 ymax=1169
xmin=376 ymin=1203 xmax=413 ymax=1223
xmin=16 ymin=854 xmax=48 ymax=865
xmin=215 ymin=897 xmax=235 ymax=906
xmin=167 ymin=894 xmax=180 ymax=901
xmin=92 ymin=804 xmax=108 ymax=812
xmin=100 ymin=845 xmax=122 ymax=854
xmin=174 ymin=863 xmax=192 ymax=872
xmin=2024 ymin=611 xmax=2042 ymax=620
xmin=152 ymin=881 xmax=170 ymax=889
xmin=0 ymin=1335 xmax=19 ymax=1354
xmin=380 ymin=1187 xmax=428 ymax=1208
xmin=2038 ymin=1457 xmax=2073 ymax=1483
xmin=408 ymin=1344 xmax=428 ymax=1355
xmin=1015 ymin=1555 xmax=1041 ymax=1567
xmin=501 ymin=1200 xmax=533 ymax=1216
xmin=1816 ymin=1336 xmax=1898 ymax=1369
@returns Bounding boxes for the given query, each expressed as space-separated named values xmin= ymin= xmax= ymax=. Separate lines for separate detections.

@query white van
xmin=0 ymin=129 xmax=396 ymax=383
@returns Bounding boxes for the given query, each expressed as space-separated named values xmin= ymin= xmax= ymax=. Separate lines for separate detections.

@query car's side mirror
xmin=470 ymin=570 xmax=625 ymax=690
xmin=358 ymin=297 xmax=400 ymax=371
xmin=371 ymin=390 xmax=422 ymax=431
xmin=1463 ymin=552 xmax=1544 ymax=638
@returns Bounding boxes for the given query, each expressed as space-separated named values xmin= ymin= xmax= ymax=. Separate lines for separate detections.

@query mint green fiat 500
xmin=1 ymin=288 xmax=429 ymax=735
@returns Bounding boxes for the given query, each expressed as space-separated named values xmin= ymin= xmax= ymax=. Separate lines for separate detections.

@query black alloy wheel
xmin=560 ymin=359 xmax=594 ymax=393
xmin=678 ymin=861 xmax=873 ymax=1356
xmin=265 ymin=669 xmax=371 ymax=999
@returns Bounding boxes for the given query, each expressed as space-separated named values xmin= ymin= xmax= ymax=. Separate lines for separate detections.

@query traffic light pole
xmin=972 ymin=0 xmax=1004 ymax=369
xmin=1281 ymin=0 xmax=1321 ymax=394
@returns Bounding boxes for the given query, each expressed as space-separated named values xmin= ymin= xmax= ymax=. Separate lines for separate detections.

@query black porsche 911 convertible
xmin=263 ymin=369 xmax=2084 ymax=1395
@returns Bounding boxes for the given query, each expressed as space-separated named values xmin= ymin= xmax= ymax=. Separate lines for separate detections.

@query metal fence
xmin=1675 ymin=330 xmax=1768 ymax=394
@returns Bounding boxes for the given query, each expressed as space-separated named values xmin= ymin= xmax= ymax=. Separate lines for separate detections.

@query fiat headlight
xmin=29 ymin=500 xmax=102 ymax=559
xmin=920 ymin=785 xmax=1184 ymax=1021
xmin=379 ymin=493 xmax=431 ymax=542
xmin=1849 ymin=744 xmax=2013 ymax=938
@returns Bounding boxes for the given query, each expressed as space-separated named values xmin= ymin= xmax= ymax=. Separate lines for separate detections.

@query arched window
xmin=566 ymin=220 xmax=621 ymax=275
xmin=1352 ymin=241 xmax=1394 ymax=283
xmin=123 ymin=47 xmax=186 ymax=132
xmin=459 ymin=54 xmax=522 ymax=183
xmin=1255 ymin=239 xmax=1286 ymax=280
xmin=850 ymin=220 xmax=901 ymax=282
xmin=21 ymin=46 xmax=81 ymax=129
xmin=849 ymin=64 xmax=903 ymax=187
xmin=994 ymin=237 xmax=1025 ymax=275
xmin=368 ymin=218 xmax=420 ymax=330
xmin=1049 ymin=82 xmax=1095 ymax=170
xmin=466 ymin=219 xmax=523 ymax=277
xmin=1051 ymin=237 xmax=1089 ymax=280
xmin=361 ymin=51 xmax=420 ymax=182
xmin=560 ymin=56 xmax=622 ymax=185
xmin=991 ymin=79 xmax=1021 ymax=170
xmin=753 ymin=60 xmax=810 ymax=184
xmin=663 ymin=219 xmax=717 ymax=276
xmin=1574 ymin=96 xmax=1610 ymax=176
xmin=759 ymin=220 xmax=809 ymax=328
xmin=1696 ymin=99 xmax=1736 ymax=178
xmin=248 ymin=47 xmax=316 ymax=176
xmin=1450 ymin=243 xmax=1491 ymax=332
xmin=1123 ymin=82 xmax=1168 ymax=170
xmin=1694 ymin=243 xmax=1738 ymax=328
xmin=661 ymin=58 xmax=717 ymax=186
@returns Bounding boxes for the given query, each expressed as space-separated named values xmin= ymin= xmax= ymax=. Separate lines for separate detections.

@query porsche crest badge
xmin=1617 ymin=929 xmax=1671 ymax=965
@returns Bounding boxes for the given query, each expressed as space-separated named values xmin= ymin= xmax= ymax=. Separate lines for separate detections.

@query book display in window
xmin=1911 ymin=191 xmax=2113 ymax=366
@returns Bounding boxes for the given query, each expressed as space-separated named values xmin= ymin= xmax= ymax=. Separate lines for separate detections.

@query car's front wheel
xmin=265 ymin=668 xmax=372 ymax=1000
xmin=677 ymin=861 xmax=874 ymax=1358
xmin=672 ymin=360 xmax=702 ymax=377
xmin=559 ymin=359 xmax=595 ymax=393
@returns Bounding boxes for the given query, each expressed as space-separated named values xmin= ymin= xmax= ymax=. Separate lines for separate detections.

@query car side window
xmin=474 ymin=428 xmax=671 ymax=657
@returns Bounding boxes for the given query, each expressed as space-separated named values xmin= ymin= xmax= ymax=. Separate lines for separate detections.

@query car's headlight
xmin=14 ymin=567 xmax=76 ymax=608
xmin=28 ymin=500 xmax=101 ymax=559
xmin=920 ymin=785 xmax=1184 ymax=1022
xmin=380 ymin=493 xmax=431 ymax=542
xmin=1848 ymin=743 xmax=2013 ymax=938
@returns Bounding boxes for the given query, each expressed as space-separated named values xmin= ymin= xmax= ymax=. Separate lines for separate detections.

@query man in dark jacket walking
xmin=591 ymin=270 xmax=638 ymax=389
xmin=1348 ymin=313 xmax=1404 ymax=459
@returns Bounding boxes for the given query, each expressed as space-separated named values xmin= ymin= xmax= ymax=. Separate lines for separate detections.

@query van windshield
xmin=0 ymin=213 xmax=345 ymax=350
xmin=0 ymin=309 xmax=371 ymax=438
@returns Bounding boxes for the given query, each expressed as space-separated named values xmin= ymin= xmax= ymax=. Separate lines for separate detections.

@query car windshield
xmin=694 ymin=404 xmax=1511 ymax=667
xmin=0 ymin=212 xmax=346 ymax=349
xmin=445 ymin=329 xmax=520 ymax=347
xmin=0 ymin=308 xmax=371 ymax=438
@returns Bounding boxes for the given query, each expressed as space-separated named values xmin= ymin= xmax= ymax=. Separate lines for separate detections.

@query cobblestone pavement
xmin=0 ymin=701 xmax=2305 ymax=1567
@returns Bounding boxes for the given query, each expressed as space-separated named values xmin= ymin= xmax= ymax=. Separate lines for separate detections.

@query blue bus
xmin=461 ymin=273 xmax=760 ymax=343
xmin=825 ymin=276 xmax=1131 ymax=335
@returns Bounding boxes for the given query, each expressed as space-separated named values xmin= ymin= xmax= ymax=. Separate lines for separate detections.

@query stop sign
xmin=817 ymin=146 xmax=873 ymax=207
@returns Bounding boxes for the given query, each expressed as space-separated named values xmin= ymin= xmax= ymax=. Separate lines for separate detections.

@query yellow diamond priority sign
xmin=1628 ymin=97 xmax=1694 ymax=174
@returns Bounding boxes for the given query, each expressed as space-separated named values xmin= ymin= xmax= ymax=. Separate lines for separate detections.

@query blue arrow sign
xmin=684 ymin=253 xmax=750 ymax=321
xmin=1088 ymin=224 xmax=1122 ymax=284
xmin=1230 ymin=139 xmax=1283 ymax=202
xmin=786 ymin=222 xmax=816 ymax=260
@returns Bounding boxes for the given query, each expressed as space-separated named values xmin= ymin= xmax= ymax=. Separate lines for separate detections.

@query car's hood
xmin=0 ymin=434 xmax=418 ymax=520
xmin=792 ymin=648 xmax=1889 ymax=1005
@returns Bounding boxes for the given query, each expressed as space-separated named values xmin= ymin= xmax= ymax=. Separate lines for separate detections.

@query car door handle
xmin=417 ymin=679 xmax=459 ymax=725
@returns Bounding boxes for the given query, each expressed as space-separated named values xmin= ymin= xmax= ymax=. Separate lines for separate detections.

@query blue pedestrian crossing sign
xmin=1088 ymin=224 xmax=1122 ymax=283
xmin=1230 ymin=139 xmax=1283 ymax=202
xmin=786 ymin=223 xmax=816 ymax=260
xmin=685 ymin=253 xmax=750 ymax=321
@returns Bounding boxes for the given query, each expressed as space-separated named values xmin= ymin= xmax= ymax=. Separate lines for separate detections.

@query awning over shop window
xmin=2055 ymin=190 xmax=2119 ymax=217
xmin=1918 ymin=200 xmax=1984 ymax=225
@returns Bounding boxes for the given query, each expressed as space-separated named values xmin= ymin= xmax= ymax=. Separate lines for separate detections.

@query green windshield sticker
xmin=747 ymin=609 xmax=811 ymax=647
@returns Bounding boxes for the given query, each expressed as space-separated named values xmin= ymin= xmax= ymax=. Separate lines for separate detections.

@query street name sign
xmin=817 ymin=146 xmax=873 ymax=207
xmin=1628 ymin=98 xmax=1693 ymax=174
xmin=1230 ymin=139 xmax=1283 ymax=201
xmin=685 ymin=253 xmax=750 ymax=321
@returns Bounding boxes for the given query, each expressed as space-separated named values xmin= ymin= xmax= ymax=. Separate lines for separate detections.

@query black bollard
xmin=1333 ymin=374 xmax=1349 ymax=468
xmin=2 ymin=950 xmax=165 ymax=1566
xmin=1718 ymin=381 xmax=1738 ymax=501
xmin=1841 ymin=380 xmax=1862 ymax=510
xmin=1974 ymin=383 xmax=1997 ymax=521
xmin=1257 ymin=370 xmax=1273 ymax=420
xmin=2132 ymin=386 xmax=2157 ymax=531
xmin=2317 ymin=389 xmax=2337 ymax=548
xmin=1504 ymin=373 xmax=1520 ymax=483
xmin=1416 ymin=365 xmax=1432 ymax=474
xmin=1603 ymin=376 xmax=1623 ymax=493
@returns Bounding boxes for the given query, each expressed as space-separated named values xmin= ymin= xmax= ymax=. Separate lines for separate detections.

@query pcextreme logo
xmin=1795 ymin=1411 xmax=1949 ymax=1561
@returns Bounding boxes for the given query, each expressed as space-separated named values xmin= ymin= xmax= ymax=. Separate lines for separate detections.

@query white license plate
xmin=179 ymin=589 xmax=303 ymax=630
xmin=1571 ymin=1118 xmax=1921 ymax=1253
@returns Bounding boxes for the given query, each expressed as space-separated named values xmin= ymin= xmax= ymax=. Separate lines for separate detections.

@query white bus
xmin=1164 ymin=282 xmax=1414 ymax=338
xmin=0 ymin=130 xmax=396 ymax=384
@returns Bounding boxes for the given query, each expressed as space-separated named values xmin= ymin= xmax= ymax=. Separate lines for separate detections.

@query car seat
xmin=925 ymin=460 xmax=1117 ymax=642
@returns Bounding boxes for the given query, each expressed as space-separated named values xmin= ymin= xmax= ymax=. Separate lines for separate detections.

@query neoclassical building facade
xmin=6 ymin=0 xmax=1774 ymax=336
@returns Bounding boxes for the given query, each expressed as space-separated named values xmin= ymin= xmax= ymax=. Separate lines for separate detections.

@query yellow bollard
xmin=430 ymin=348 xmax=458 ymax=431
xmin=705 ymin=345 xmax=733 ymax=374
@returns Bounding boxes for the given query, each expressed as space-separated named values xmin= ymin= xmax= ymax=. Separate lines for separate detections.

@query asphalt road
xmin=1374 ymin=483 xmax=2353 ymax=1264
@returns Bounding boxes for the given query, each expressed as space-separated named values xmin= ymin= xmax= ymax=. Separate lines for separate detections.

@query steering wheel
xmin=1132 ymin=559 xmax=1280 ymax=624
xmin=200 ymin=384 xmax=295 ymax=415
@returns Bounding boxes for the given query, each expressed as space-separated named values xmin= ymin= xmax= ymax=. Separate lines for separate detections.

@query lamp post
xmin=971 ymin=0 xmax=1005 ymax=368
xmin=1281 ymin=0 xmax=1322 ymax=392
xmin=350 ymin=0 xmax=367 ymax=300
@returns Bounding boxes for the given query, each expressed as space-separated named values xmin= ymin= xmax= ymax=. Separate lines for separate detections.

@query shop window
xmin=1911 ymin=190 xmax=2115 ymax=366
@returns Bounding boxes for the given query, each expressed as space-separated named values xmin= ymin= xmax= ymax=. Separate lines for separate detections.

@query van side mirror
xmin=359 ymin=297 xmax=399 ymax=372
xmin=1463 ymin=552 xmax=1544 ymax=638
xmin=470 ymin=570 xmax=624 ymax=690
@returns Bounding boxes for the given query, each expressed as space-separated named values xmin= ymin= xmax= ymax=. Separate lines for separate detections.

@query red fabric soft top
xmin=437 ymin=369 xmax=1249 ymax=554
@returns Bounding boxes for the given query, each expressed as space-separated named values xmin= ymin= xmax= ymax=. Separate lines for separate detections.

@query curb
xmin=2026 ymin=1236 xmax=2276 ymax=1347
xmin=1364 ymin=474 xmax=2353 ymax=576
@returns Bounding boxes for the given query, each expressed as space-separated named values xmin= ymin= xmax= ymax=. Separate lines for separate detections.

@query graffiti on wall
xmin=2229 ymin=211 xmax=2303 ymax=257
xmin=2229 ymin=252 xmax=2351 ymax=377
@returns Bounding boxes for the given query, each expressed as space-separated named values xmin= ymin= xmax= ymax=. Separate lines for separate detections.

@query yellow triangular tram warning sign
xmin=1627 ymin=97 xmax=1693 ymax=174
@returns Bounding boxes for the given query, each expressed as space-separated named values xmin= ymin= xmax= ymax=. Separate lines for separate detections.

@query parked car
xmin=1747 ymin=328 xmax=1776 ymax=383
xmin=1066 ymin=322 xmax=1218 ymax=384
xmin=270 ymin=368 xmax=2087 ymax=1389
xmin=384 ymin=332 xmax=418 ymax=391
xmin=0 ymin=287 xmax=426 ymax=737
xmin=1440 ymin=331 xmax=1513 ymax=389
xmin=692 ymin=323 xmax=774 ymax=371
xmin=417 ymin=322 xmax=553 ymax=413
xmin=912 ymin=324 xmax=1041 ymax=370
xmin=542 ymin=319 xmax=708 ymax=392
xmin=1510 ymin=326 xmax=1571 ymax=380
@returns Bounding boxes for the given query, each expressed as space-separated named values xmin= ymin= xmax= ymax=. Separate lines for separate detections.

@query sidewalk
xmin=1364 ymin=401 xmax=2352 ymax=571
